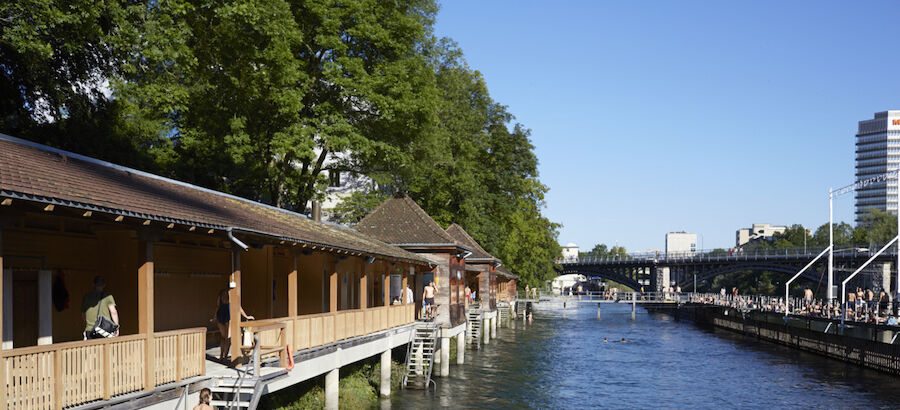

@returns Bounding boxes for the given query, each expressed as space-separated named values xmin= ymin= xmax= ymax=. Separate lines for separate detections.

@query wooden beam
xmin=0 ymin=198 xmax=10 ymax=206
xmin=329 ymin=261 xmax=338 ymax=313
xmin=114 ymin=215 xmax=124 ymax=222
xmin=401 ymin=267 xmax=408 ymax=305
xmin=229 ymin=251 xmax=242 ymax=364
xmin=359 ymin=259 xmax=368 ymax=310
xmin=288 ymin=255 xmax=298 ymax=317
xmin=43 ymin=204 xmax=54 ymax=212
xmin=138 ymin=240 xmax=155 ymax=391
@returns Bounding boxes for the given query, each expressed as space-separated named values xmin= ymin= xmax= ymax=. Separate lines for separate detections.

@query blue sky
xmin=433 ymin=1 xmax=900 ymax=252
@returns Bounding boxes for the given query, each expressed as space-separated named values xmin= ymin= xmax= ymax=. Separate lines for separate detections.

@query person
xmin=193 ymin=388 xmax=213 ymax=410
xmin=620 ymin=338 xmax=627 ymax=343
xmin=525 ymin=284 xmax=530 ymax=299
xmin=82 ymin=275 xmax=119 ymax=339
xmin=720 ymin=287 xmax=726 ymax=299
xmin=803 ymin=287 xmax=813 ymax=310
xmin=603 ymin=337 xmax=608 ymax=343
xmin=423 ymin=281 xmax=435 ymax=320
xmin=406 ymin=284 xmax=414 ymax=305
xmin=211 ymin=288 xmax=254 ymax=361
xmin=464 ymin=286 xmax=472 ymax=307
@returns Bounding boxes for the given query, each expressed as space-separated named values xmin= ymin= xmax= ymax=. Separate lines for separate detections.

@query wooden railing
xmin=0 ymin=328 xmax=206 ymax=410
xmin=242 ymin=304 xmax=415 ymax=357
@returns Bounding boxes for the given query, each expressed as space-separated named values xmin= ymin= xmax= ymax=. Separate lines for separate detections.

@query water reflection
xmin=391 ymin=304 xmax=900 ymax=409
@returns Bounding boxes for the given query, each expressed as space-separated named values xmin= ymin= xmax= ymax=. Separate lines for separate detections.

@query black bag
xmin=90 ymin=294 xmax=119 ymax=338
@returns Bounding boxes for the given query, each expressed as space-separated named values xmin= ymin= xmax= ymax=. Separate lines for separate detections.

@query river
xmin=389 ymin=303 xmax=900 ymax=409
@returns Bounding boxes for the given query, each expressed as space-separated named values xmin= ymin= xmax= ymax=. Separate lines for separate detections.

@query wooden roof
xmin=445 ymin=223 xmax=499 ymax=263
xmin=356 ymin=196 xmax=466 ymax=250
xmin=0 ymin=134 xmax=430 ymax=265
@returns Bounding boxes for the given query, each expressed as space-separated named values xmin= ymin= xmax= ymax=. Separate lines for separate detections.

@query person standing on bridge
xmin=803 ymin=287 xmax=813 ymax=311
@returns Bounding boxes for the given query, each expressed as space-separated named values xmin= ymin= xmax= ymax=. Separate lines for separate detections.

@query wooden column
xmin=329 ymin=261 xmax=338 ymax=313
xmin=229 ymin=251 xmax=242 ymax=364
xmin=359 ymin=259 xmax=368 ymax=310
xmin=401 ymin=266 xmax=408 ymax=305
xmin=0 ymin=226 xmax=8 ymax=351
xmin=138 ymin=240 xmax=155 ymax=390
xmin=288 ymin=255 xmax=298 ymax=317
xmin=382 ymin=263 xmax=390 ymax=306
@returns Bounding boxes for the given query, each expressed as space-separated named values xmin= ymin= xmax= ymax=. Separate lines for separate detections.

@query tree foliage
xmin=2 ymin=0 xmax=561 ymax=287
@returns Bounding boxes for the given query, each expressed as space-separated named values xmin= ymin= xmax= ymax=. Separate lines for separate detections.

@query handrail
xmin=0 ymin=327 xmax=204 ymax=358
xmin=784 ymin=246 xmax=831 ymax=315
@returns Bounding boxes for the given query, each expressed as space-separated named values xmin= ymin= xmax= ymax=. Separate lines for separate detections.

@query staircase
xmin=210 ymin=374 xmax=260 ymax=409
xmin=515 ymin=300 xmax=527 ymax=317
xmin=498 ymin=301 xmax=510 ymax=323
xmin=467 ymin=309 xmax=483 ymax=347
xmin=402 ymin=322 xmax=439 ymax=389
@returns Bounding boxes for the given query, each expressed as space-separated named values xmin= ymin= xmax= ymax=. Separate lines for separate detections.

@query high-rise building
xmin=855 ymin=110 xmax=900 ymax=224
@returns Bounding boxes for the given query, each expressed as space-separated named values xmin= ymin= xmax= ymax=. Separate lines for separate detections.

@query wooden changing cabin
xmin=0 ymin=135 xmax=429 ymax=409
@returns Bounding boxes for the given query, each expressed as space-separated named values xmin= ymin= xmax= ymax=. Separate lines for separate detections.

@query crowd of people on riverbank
xmin=690 ymin=286 xmax=900 ymax=326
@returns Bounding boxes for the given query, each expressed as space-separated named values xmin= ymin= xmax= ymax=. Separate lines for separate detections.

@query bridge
xmin=558 ymin=246 xmax=898 ymax=294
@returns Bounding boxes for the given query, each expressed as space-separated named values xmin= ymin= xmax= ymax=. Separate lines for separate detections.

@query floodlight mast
xmin=828 ymin=170 xmax=900 ymax=302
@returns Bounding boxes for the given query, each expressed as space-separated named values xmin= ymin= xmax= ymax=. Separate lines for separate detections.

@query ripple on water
xmin=390 ymin=304 xmax=900 ymax=409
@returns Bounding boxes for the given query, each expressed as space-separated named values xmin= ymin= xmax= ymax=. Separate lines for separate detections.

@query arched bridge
xmin=558 ymin=247 xmax=898 ymax=293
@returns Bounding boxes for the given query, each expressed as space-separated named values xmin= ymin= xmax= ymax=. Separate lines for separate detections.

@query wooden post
xmin=54 ymin=351 xmax=62 ymax=408
xmin=329 ymin=261 xmax=338 ymax=313
xmin=359 ymin=259 xmax=368 ymax=311
xmin=138 ymin=240 xmax=155 ymax=390
xmin=175 ymin=334 xmax=183 ymax=382
xmin=288 ymin=255 xmax=298 ymax=317
xmin=102 ymin=343 xmax=111 ymax=399
xmin=266 ymin=246 xmax=275 ymax=319
xmin=382 ymin=268 xmax=390 ymax=307
xmin=229 ymin=251 xmax=242 ymax=364
xmin=401 ymin=267 xmax=408 ymax=305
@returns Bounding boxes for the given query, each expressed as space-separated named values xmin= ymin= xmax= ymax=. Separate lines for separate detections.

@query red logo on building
xmin=894 ymin=119 xmax=900 ymax=125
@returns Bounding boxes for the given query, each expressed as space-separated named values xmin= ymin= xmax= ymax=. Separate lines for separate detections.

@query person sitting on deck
xmin=211 ymin=289 xmax=254 ymax=361
xmin=82 ymin=275 xmax=119 ymax=340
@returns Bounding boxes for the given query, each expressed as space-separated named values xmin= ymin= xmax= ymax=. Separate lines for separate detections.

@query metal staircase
xmin=402 ymin=322 xmax=439 ymax=389
xmin=515 ymin=300 xmax=527 ymax=317
xmin=466 ymin=309 xmax=483 ymax=347
xmin=210 ymin=374 xmax=261 ymax=409
xmin=498 ymin=301 xmax=510 ymax=323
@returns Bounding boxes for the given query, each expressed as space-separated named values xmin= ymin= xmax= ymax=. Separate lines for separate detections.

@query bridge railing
xmin=563 ymin=244 xmax=888 ymax=265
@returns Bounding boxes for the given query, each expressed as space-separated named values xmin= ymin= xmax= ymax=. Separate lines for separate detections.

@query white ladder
xmin=467 ymin=309 xmax=483 ymax=347
xmin=402 ymin=322 xmax=438 ymax=389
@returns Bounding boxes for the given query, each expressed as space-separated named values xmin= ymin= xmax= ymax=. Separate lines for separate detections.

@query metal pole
xmin=693 ymin=274 xmax=697 ymax=292
xmin=828 ymin=188 xmax=834 ymax=302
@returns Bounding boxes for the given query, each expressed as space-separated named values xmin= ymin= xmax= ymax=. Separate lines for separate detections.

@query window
xmin=328 ymin=170 xmax=341 ymax=187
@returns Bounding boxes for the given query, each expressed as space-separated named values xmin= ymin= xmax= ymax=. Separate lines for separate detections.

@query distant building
xmin=735 ymin=223 xmax=787 ymax=246
xmin=665 ymin=232 xmax=697 ymax=256
xmin=560 ymin=243 xmax=579 ymax=262
xmin=856 ymin=110 xmax=900 ymax=224
xmin=551 ymin=274 xmax=586 ymax=293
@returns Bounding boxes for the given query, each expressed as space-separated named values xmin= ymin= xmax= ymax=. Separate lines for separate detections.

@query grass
xmin=258 ymin=350 xmax=407 ymax=410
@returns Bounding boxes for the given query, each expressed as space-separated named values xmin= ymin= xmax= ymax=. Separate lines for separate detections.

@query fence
xmin=1 ymin=327 xmax=206 ymax=410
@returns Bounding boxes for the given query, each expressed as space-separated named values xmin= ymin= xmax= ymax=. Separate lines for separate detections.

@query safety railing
xmin=0 ymin=327 xmax=206 ymax=410
xmin=562 ymin=244 xmax=891 ymax=265
xmin=241 ymin=304 xmax=415 ymax=358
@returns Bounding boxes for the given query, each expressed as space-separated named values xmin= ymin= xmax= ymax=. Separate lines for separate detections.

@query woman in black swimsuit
xmin=211 ymin=289 xmax=254 ymax=361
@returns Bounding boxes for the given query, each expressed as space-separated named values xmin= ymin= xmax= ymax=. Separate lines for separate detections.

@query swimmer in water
xmin=603 ymin=337 xmax=607 ymax=343
xmin=621 ymin=338 xmax=627 ymax=343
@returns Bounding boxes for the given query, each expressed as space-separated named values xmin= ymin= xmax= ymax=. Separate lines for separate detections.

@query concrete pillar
xmin=456 ymin=333 xmax=465 ymax=364
xmin=325 ymin=367 xmax=339 ymax=410
xmin=2 ymin=268 xmax=11 ymax=349
xmin=483 ymin=318 xmax=490 ymax=344
xmin=433 ymin=338 xmax=440 ymax=365
xmin=490 ymin=317 xmax=497 ymax=339
xmin=380 ymin=349 xmax=391 ymax=397
xmin=38 ymin=270 xmax=52 ymax=345
xmin=440 ymin=336 xmax=450 ymax=377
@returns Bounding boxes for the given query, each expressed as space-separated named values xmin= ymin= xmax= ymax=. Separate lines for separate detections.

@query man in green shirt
xmin=81 ymin=275 xmax=119 ymax=339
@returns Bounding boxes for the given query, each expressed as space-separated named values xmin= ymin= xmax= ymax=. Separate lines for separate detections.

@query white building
xmin=551 ymin=274 xmax=586 ymax=293
xmin=665 ymin=232 xmax=697 ymax=257
xmin=560 ymin=242 xmax=579 ymax=262
xmin=735 ymin=223 xmax=787 ymax=246
xmin=856 ymin=110 xmax=900 ymax=224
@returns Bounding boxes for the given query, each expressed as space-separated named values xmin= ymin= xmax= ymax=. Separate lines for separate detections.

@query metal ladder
xmin=515 ymin=300 xmax=527 ymax=316
xmin=210 ymin=333 xmax=265 ymax=409
xmin=498 ymin=301 xmax=510 ymax=323
xmin=402 ymin=322 xmax=438 ymax=389
xmin=467 ymin=309 xmax=482 ymax=347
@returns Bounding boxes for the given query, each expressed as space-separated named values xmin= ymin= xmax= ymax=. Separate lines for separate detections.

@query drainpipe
xmin=226 ymin=227 xmax=249 ymax=251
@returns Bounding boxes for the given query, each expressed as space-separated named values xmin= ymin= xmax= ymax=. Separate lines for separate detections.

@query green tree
xmin=330 ymin=190 xmax=387 ymax=226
